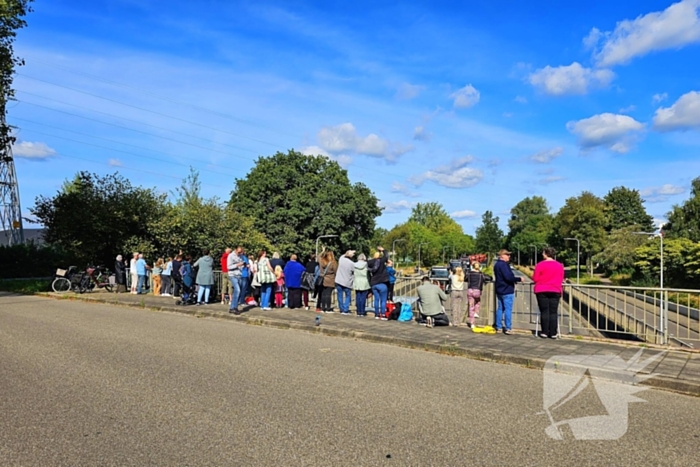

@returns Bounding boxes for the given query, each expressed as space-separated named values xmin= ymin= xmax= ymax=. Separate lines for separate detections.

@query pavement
xmin=26 ymin=290 xmax=700 ymax=397
xmin=2 ymin=292 xmax=700 ymax=466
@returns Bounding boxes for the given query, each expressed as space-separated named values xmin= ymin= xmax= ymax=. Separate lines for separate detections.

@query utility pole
xmin=0 ymin=140 xmax=24 ymax=246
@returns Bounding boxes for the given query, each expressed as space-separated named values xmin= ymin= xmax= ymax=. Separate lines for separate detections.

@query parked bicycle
xmin=52 ymin=266 xmax=114 ymax=293
xmin=52 ymin=266 xmax=83 ymax=293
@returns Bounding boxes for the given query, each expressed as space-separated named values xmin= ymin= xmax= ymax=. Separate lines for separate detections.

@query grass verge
xmin=0 ymin=279 xmax=51 ymax=294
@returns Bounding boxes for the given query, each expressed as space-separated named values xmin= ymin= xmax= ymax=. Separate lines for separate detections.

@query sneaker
xmin=381 ymin=317 xmax=388 ymax=321
xmin=474 ymin=313 xmax=479 ymax=318
xmin=426 ymin=316 xmax=434 ymax=328
xmin=229 ymin=308 xmax=238 ymax=314
xmin=196 ymin=302 xmax=202 ymax=306
xmin=549 ymin=335 xmax=558 ymax=339
xmin=504 ymin=330 xmax=512 ymax=335
xmin=305 ymin=306 xmax=310 ymax=311
xmin=375 ymin=316 xmax=381 ymax=320
xmin=539 ymin=333 xmax=549 ymax=338
xmin=325 ymin=310 xmax=335 ymax=314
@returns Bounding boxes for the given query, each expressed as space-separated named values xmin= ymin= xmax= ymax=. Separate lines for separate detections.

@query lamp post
xmin=512 ymin=242 xmax=521 ymax=266
xmin=315 ymin=234 xmax=338 ymax=258
xmin=632 ymin=230 xmax=665 ymax=341
xmin=564 ymin=238 xmax=580 ymax=284
xmin=392 ymin=238 xmax=405 ymax=264
xmin=417 ymin=243 xmax=427 ymax=272
xmin=529 ymin=244 xmax=538 ymax=266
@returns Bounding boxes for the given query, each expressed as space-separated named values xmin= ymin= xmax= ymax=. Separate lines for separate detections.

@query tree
xmin=665 ymin=176 xmax=700 ymax=242
xmin=0 ymin=0 xmax=32 ymax=147
xmin=31 ymin=171 xmax=166 ymax=267
xmin=634 ymin=237 xmax=698 ymax=288
xmin=593 ymin=226 xmax=648 ymax=274
xmin=506 ymin=196 xmax=553 ymax=264
xmin=553 ymin=192 xmax=607 ymax=274
xmin=408 ymin=202 xmax=452 ymax=231
xmin=603 ymin=186 xmax=654 ymax=233
xmin=229 ymin=150 xmax=381 ymax=257
xmin=475 ymin=210 xmax=503 ymax=257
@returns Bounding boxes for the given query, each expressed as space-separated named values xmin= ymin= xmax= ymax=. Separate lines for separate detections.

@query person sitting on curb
xmin=416 ymin=276 xmax=450 ymax=328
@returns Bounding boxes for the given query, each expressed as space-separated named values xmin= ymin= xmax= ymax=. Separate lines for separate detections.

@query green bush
xmin=0 ymin=279 xmax=51 ymax=294
xmin=0 ymin=244 xmax=77 ymax=279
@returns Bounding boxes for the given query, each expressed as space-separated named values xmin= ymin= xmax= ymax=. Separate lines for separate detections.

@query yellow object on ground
xmin=471 ymin=325 xmax=496 ymax=334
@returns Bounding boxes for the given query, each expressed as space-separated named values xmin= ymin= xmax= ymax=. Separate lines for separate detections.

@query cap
xmin=498 ymin=249 xmax=512 ymax=256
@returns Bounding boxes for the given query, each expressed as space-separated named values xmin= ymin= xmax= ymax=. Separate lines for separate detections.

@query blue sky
xmin=10 ymin=0 xmax=700 ymax=234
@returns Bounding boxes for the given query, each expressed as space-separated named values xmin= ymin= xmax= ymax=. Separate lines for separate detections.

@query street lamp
xmin=512 ymin=242 xmax=521 ymax=266
xmin=632 ymin=230 xmax=665 ymax=340
xmin=315 ymin=234 xmax=338 ymax=258
xmin=529 ymin=244 xmax=538 ymax=266
xmin=564 ymin=238 xmax=580 ymax=284
xmin=417 ymin=243 xmax=427 ymax=271
xmin=392 ymin=238 xmax=405 ymax=264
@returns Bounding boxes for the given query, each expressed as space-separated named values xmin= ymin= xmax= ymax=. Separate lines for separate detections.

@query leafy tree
xmin=665 ymin=176 xmax=700 ymax=242
xmin=475 ymin=210 xmax=504 ymax=257
xmin=553 ymin=192 xmax=607 ymax=274
xmin=603 ymin=186 xmax=654 ymax=233
xmin=506 ymin=196 xmax=553 ymax=264
xmin=593 ymin=226 xmax=648 ymax=274
xmin=633 ymin=237 xmax=698 ymax=288
xmin=31 ymin=171 xmax=166 ymax=267
xmin=408 ymin=202 xmax=453 ymax=231
xmin=229 ymin=150 xmax=381 ymax=257
xmin=0 ymin=0 xmax=32 ymax=147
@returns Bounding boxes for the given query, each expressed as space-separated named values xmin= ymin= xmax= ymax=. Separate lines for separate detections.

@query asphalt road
xmin=1 ymin=294 xmax=699 ymax=466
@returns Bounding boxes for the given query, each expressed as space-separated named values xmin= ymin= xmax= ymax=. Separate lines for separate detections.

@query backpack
xmin=179 ymin=264 xmax=187 ymax=278
xmin=387 ymin=301 xmax=400 ymax=320
xmin=398 ymin=302 xmax=413 ymax=322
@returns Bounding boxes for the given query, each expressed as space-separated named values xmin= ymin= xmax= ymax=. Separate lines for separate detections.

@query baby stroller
xmin=175 ymin=278 xmax=199 ymax=306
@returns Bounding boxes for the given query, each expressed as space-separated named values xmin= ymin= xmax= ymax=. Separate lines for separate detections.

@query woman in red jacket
xmin=532 ymin=246 xmax=565 ymax=339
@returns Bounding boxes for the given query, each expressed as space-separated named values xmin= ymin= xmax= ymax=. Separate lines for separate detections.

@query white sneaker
xmin=474 ymin=313 xmax=479 ymax=318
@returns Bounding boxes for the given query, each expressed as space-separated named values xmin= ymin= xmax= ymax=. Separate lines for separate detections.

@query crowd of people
xmin=111 ymin=244 xmax=565 ymax=337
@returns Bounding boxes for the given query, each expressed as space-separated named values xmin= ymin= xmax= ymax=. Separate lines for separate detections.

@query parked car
xmin=429 ymin=266 xmax=450 ymax=289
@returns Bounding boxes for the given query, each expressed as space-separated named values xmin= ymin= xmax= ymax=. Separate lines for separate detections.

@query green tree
xmin=665 ymin=177 xmax=700 ymax=242
xmin=633 ymin=237 xmax=697 ymax=288
xmin=0 ymin=0 xmax=32 ymax=147
xmin=475 ymin=210 xmax=504 ymax=257
xmin=408 ymin=202 xmax=452 ymax=231
xmin=229 ymin=150 xmax=381 ymax=257
xmin=506 ymin=196 xmax=553 ymax=264
xmin=593 ymin=226 xmax=648 ymax=273
xmin=31 ymin=171 xmax=166 ymax=267
xmin=603 ymin=186 xmax=654 ymax=233
xmin=553 ymin=192 xmax=607 ymax=274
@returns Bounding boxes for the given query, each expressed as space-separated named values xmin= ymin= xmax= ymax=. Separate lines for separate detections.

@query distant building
xmin=0 ymin=228 xmax=46 ymax=247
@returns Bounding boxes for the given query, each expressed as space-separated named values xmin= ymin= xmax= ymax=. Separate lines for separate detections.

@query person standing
xmin=220 ymin=248 xmax=232 ymax=304
xmin=239 ymin=249 xmax=250 ymax=306
xmin=270 ymin=252 xmax=285 ymax=272
xmin=318 ymin=250 xmax=337 ymax=313
xmin=274 ymin=266 xmax=285 ymax=308
xmin=533 ymin=247 xmax=565 ymax=339
xmin=334 ymin=250 xmax=355 ymax=315
xmin=152 ymin=258 xmax=164 ymax=296
xmin=353 ymin=253 xmax=371 ymax=317
xmin=417 ymin=276 xmax=450 ymax=327
xmin=303 ymin=254 xmax=317 ymax=311
xmin=171 ymin=255 xmax=182 ymax=298
xmin=161 ymin=257 xmax=172 ymax=296
xmin=466 ymin=262 xmax=491 ymax=327
xmin=194 ymin=249 xmax=214 ymax=305
xmin=135 ymin=253 xmax=150 ymax=294
xmin=284 ymin=254 xmax=306 ymax=309
xmin=256 ymin=250 xmax=276 ymax=310
xmin=386 ymin=260 xmax=397 ymax=301
xmin=129 ymin=252 xmax=139 ymax=294
xmin=369 ymin=246 xmax=389 ymax=320
xmin=493 ymin=249 xmax=522 ymax=335
xmin=448 ymin=266 xmax=466 ymax=326
xmin=227 ymin=246 xmax=245 ymax=314
xmin=114 ymin=255 xmax=127 ymax=293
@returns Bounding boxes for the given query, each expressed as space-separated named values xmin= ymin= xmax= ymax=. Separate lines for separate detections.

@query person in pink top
xmin=532 ymin=246 xmax=565 ymax=339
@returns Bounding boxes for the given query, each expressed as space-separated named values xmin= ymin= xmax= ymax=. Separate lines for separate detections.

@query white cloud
xmin=379 ymin=200 xmax=415 ymax=213
xmin=12 ymin=141 xmax=57 ymax=161
xmin=396 ymin=82 xmax=424 ymax=100
xmin=108 ymin=158 xmax=123 ymax=167
xmin=652 ymin=91 xmax=700 ymax=131
xmin=619 ymin=105 xmax=636 ymax=113
xmin=566 ymin=113 xmax=645 ymax=153
xmin=451 ymin=209 xmax=477 ymax=219
xmin=538 ymin=175 xmax=566 ymax=185
xmin=413 ymin=126 xmax=431 ymax=142
xmin=652 ymin=92 xmax=668 ymax=104
xmin=514 ymin=95 xmax=528 ymax=104
xmin=529 ymin=147 xmax=563 ymax=163
xmin=640 ymin=184 xmax=686 ymax=203
xmin=301 ymin=145 xmax=353 ymax=167
xmin=449 ymin=84 xmax=480 ymax=108
xmin=391 ymin=181 xmax=420 ymax=197
xmin=316 ymin=123 xmax=412 ymax=161
xmin=409 ymin=156 xmax=484 ymax=189
xmin=587 ymin=0 xmax=700 ymax=67
xmin=528 ymin=62 xmax=614 ymax=95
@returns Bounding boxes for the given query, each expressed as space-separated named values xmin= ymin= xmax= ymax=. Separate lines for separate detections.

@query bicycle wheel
xmin=52 ymin=277 xmax=71 ymax=293
xmin=103 ymin=283 xmax=113 ymax=293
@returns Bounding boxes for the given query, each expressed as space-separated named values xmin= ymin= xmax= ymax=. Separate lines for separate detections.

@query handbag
xmin=315 ymin=263 xmax=331 ymax=288
xmin=257 ymin=258 xmax=275 ymax=284
xmin=301 ymin=271 xmax=315 ymax=290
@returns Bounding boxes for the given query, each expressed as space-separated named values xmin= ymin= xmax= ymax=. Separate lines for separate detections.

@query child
xmin=386 ymin=260 xmax=397 ymax=301
xmin=274 ymin=265 xmax=285 ymax=308
xmin=152 ymin=258 xmax=164 ymax=296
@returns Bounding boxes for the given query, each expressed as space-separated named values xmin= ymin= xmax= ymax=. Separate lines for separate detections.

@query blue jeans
xmin=229 ymin=275 xmax=242 ymax=310
xmin=355 ymin=290 xmax=369 ymax=315
xmin=260 ymin=283 xmax=273 ymax=309
xmin=239 ymin=276 xmax=249 ymax=305
xmin=495 ymin=293 xmax=514 ymax=331
xmin=371 ymin=283 xmax=388 ymax=317
xmin=335 ymin=285 xmax=352 ymax=313
xmin=197 ymin=284 xmax=211 ymax=304
xmin=137 ymin=275 xmax=147 ymax=294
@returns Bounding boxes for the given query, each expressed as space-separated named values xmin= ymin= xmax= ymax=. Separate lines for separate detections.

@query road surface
xmin=1 ymin=294 xmax=699 ymax=466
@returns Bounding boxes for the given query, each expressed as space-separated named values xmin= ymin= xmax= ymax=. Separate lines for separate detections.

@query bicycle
xmin=84 ymin=265 xmax=114 ymax=293
xmin=52 ymin=266 xmax=83 ymax=293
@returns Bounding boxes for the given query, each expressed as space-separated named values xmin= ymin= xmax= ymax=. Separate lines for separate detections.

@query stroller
xmin=175 ymin=277 xmax=199 ymax=306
